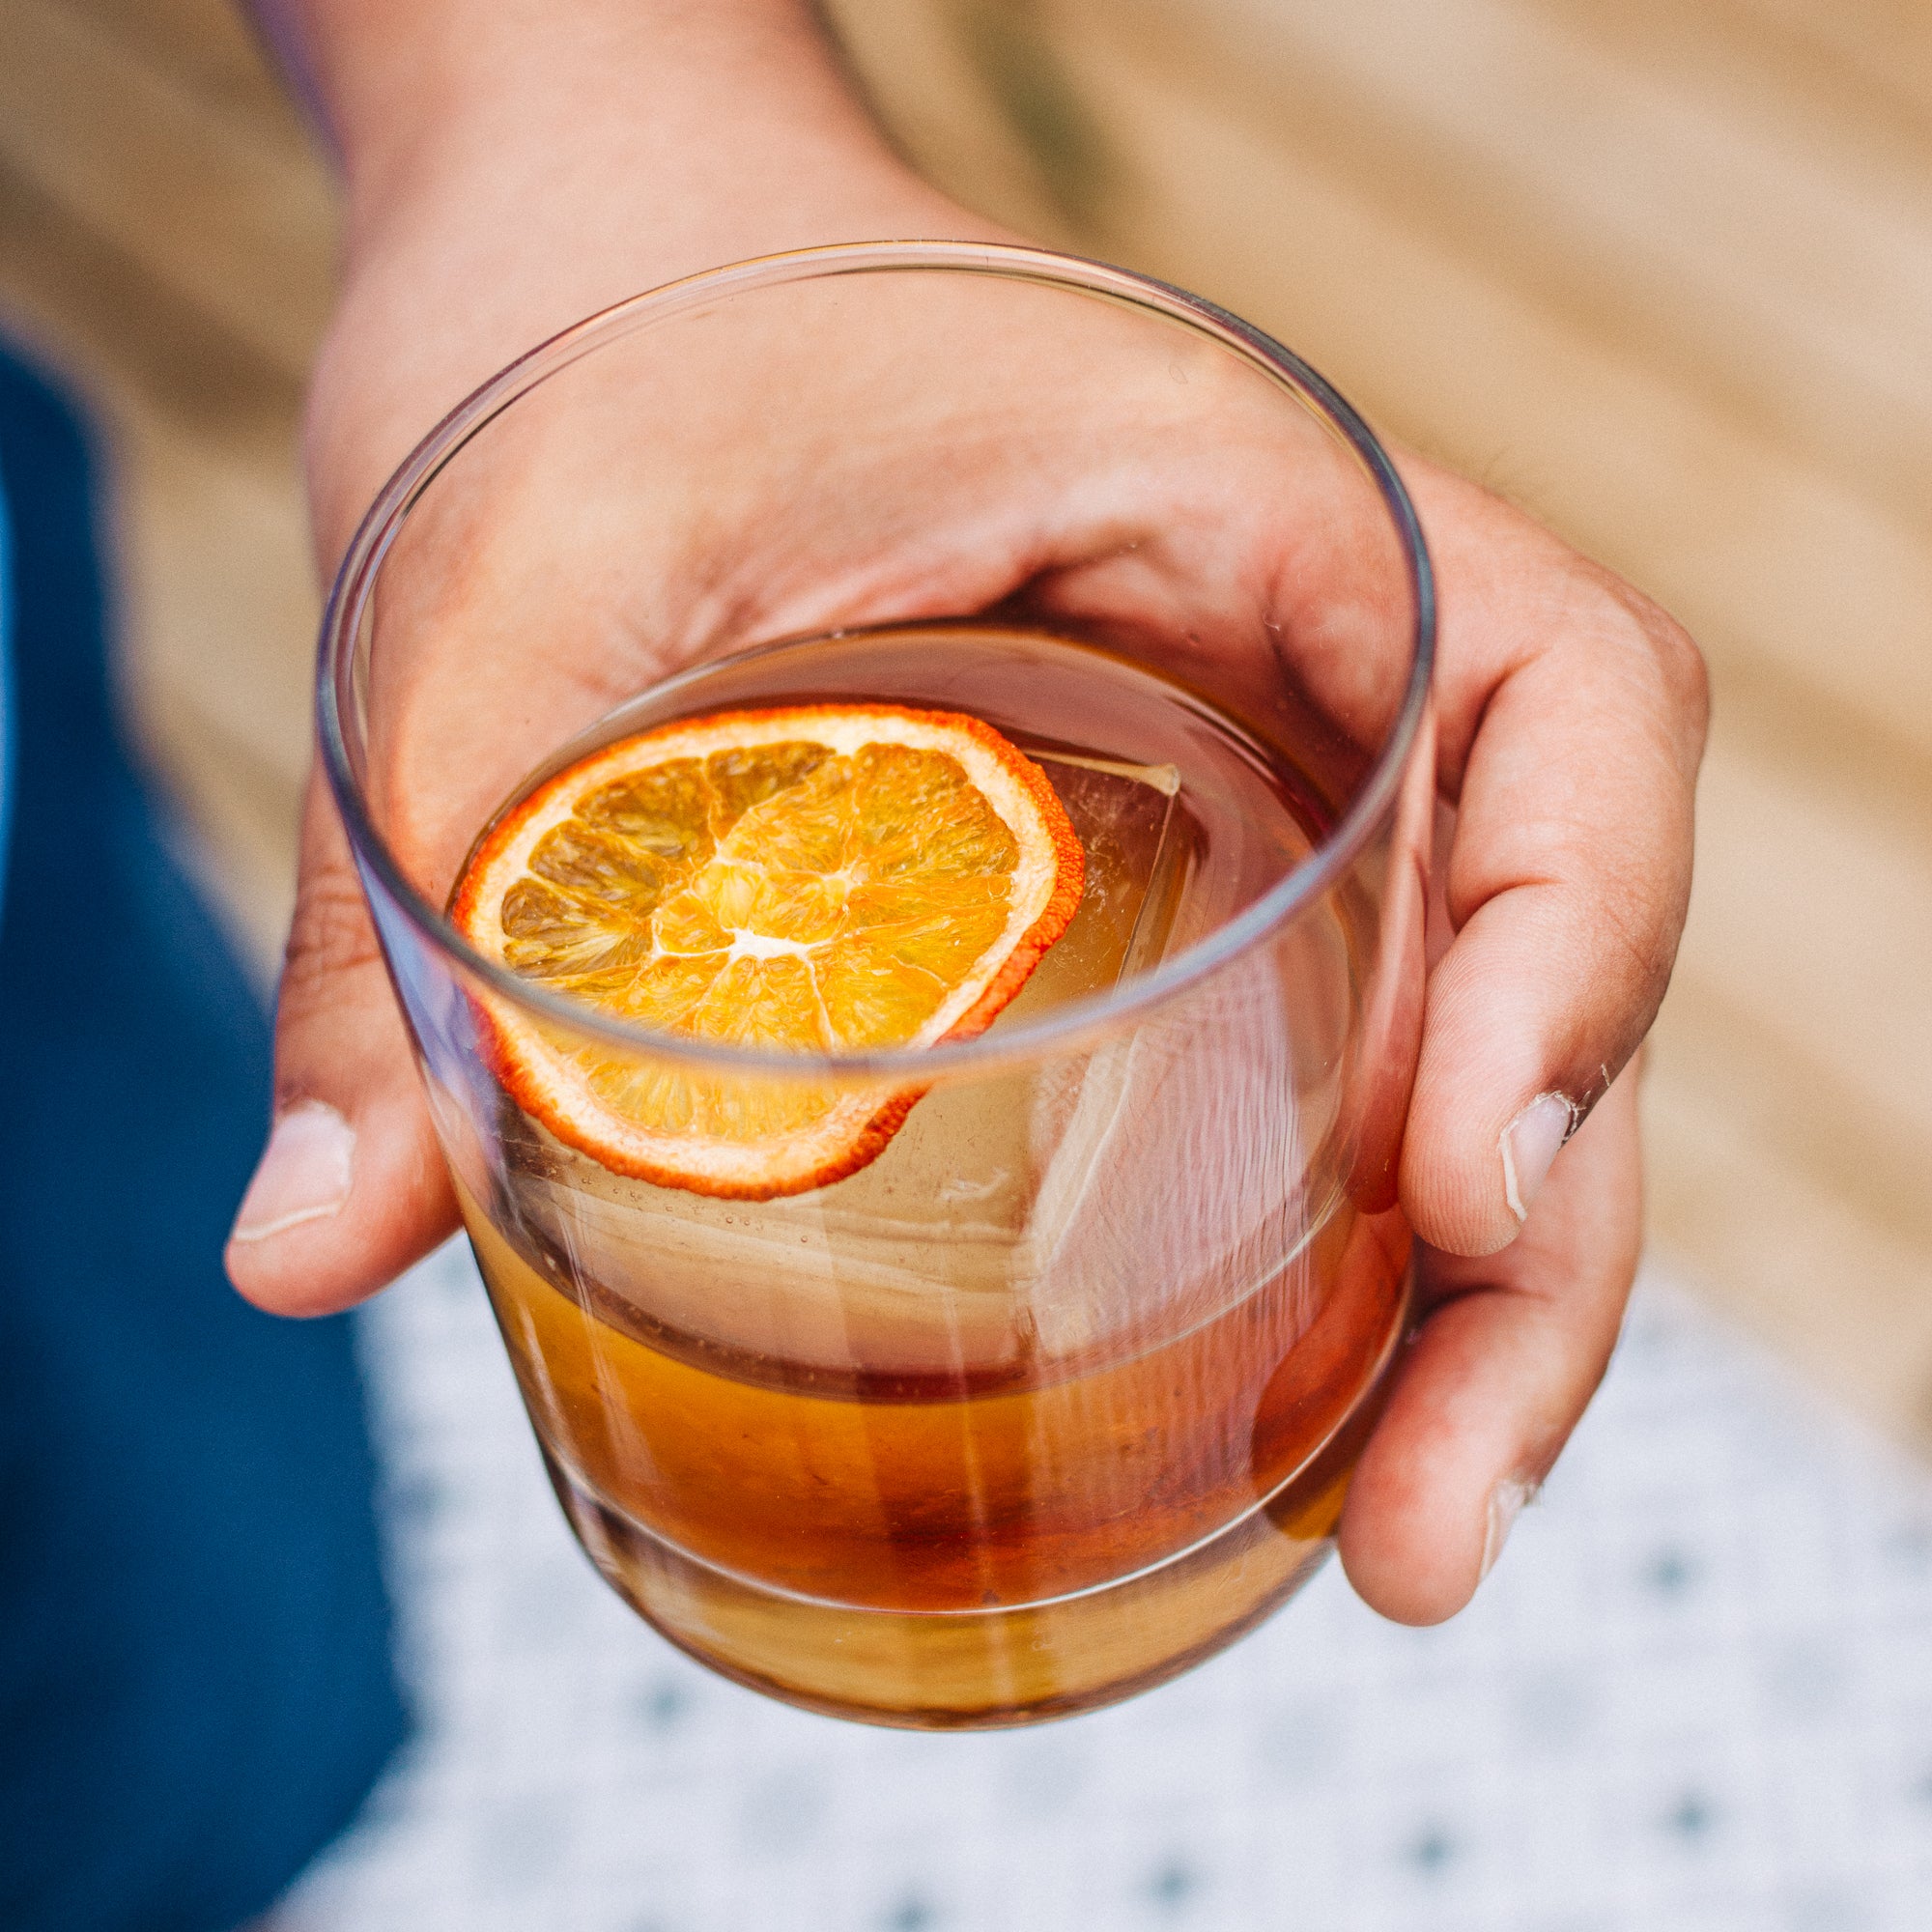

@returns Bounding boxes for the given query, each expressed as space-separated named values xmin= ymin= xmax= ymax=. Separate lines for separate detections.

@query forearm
xmin=246 ymin=0 xmax=988 ymax=554
xmin=259 ymin=2 xmax=920 ymax=253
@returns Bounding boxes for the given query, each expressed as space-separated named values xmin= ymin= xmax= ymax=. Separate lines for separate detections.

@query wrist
xmin=290 ymin=2 xmax=1002 ymax=561
xmin=322 ymin=0 xmax=995 ymax=361
xmin=294 ymin=0 xmax=924 ymax=250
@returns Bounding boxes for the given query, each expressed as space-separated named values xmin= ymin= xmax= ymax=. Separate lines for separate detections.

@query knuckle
xmin=1641 ymin=605 xmax=1710 ymax=731
xmin=1599 ymin=576 xmax=1711 ymax=737
xmin=279 ymin=862 xmax=384 ymax=1013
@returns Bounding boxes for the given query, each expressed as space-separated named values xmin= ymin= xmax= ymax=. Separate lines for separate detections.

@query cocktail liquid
xmin=456 ymin=624 xmax=1411 ymax=1726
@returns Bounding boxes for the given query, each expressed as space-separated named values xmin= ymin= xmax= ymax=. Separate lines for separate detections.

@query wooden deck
xmin=2 ymin=0 xmax=1926 ymax=1440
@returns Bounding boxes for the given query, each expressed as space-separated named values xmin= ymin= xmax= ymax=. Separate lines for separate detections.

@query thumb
xmin=225 ymin=765 xmax=458 ymax=1316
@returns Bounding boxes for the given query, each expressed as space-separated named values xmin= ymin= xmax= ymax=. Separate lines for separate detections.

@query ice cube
xmin=996 ymin=750 xmax=1190 ymax=1021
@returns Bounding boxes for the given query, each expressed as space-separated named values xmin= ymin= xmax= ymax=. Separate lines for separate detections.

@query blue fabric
xmin=0 ymin=475 xmax=14 ymax=895
xmin=0 ymin=349 xmax=406 ymax=1931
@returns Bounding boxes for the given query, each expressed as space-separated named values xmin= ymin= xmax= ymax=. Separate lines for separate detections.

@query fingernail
xmin=1500 ymin=1092 xmax=1575 ymax=1223
xmin=230 ymin=1102 xmax=355 ymax=1243
xmin=1480 ymin=1476 xmax=1537 ymax=1581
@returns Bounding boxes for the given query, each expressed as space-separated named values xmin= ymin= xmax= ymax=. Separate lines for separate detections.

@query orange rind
xmin=451 ymin=704 xmax=1084 ymax=1197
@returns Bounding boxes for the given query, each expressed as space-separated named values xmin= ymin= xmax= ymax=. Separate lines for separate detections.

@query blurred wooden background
xmin=1 ymin=0 xmax=1927 ymax=1440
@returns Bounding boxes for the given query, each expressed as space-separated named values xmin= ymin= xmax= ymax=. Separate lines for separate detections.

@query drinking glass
xmin=320 ymin=242 xmax=1435 ymax=1728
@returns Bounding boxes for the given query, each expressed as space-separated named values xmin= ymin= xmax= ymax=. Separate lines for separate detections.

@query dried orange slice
xmin=451 ymin=704 xmax=1084 ymax=1198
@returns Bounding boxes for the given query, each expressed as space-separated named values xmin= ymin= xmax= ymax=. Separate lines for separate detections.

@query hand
xmin=227 ymin=0 xmax=1707 ymax=1629
xmin=1339 ymin=464 xmax=1703 ymax=1621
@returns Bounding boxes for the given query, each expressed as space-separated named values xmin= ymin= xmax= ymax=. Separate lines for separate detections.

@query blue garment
xmin=0 ymin=350 xmax=405 ymax=1931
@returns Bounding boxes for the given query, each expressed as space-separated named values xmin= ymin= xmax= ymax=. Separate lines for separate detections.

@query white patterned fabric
xmin=288 ymin=1242 xmax=1932 ymax=1931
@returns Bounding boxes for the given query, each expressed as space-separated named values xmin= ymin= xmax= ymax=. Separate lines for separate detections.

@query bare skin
xmin=231 ymin=0 xmax=1708 ymax=1628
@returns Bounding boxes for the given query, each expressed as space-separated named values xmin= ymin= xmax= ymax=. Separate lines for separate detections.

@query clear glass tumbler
xmin=321 ymin=242 xmax=1435 ymax=1728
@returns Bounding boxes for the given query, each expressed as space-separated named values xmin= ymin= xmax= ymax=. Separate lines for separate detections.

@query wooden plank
xmin=1543 ymin=0 xmax=1932 ymax=173
xmin=1652 ymin=967 xmax=1932 ymax=1283
xmin=1642 ymin=1046 xmax=1932 ymax=1445
xmin=1557 ymin=0 xmax=1932 ymax=142
xmin=1094 ymin=0 xmax=1932 ymax=526
xmin=0 ymin=157 xmax=300 ymax=448
xmin=0 ymin=0 xmax=337 ymax=381
xmin=47 ymin=0 xmax=301 ymax=131
xmin=1677 ymin=733 xmax=1932 ymax=1176
xmin=823 ymin=0 xmax=1076 ymax=244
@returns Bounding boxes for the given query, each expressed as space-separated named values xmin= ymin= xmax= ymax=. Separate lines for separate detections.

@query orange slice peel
xmin=451 ymin=703 xmax=1084 ymax=1198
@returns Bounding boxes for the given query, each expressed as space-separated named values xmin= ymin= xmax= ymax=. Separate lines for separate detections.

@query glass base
xmin=541 ymin=1372 xmax=1387 ymax=1729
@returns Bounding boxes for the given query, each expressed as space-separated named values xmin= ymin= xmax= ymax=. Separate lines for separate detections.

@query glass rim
xmin=318 ymin=240 xmax=1435 ymax=1080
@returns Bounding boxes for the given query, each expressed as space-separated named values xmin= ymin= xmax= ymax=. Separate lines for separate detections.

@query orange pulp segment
xmin=449 ymin=704 xmax=1085 ymax=1197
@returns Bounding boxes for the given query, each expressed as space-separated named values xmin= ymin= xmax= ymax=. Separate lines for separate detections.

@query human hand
xmin=229 ymin=2 xmax=1706 ymax=1630
xmin=1337 ymin=461 xmax=1703 ymax=1620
